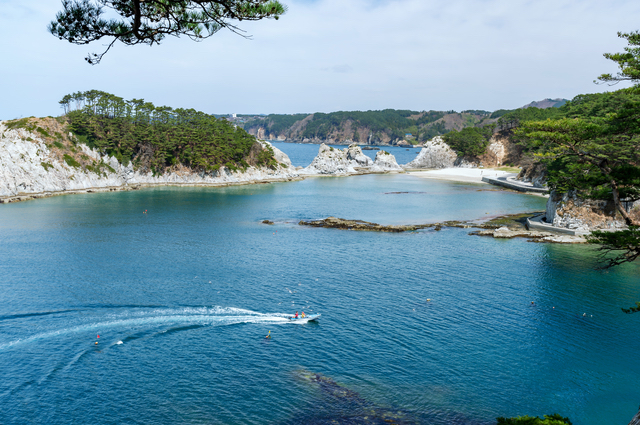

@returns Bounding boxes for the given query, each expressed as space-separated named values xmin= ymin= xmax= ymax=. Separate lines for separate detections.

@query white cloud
xmin=0 ymin=0 xmax=639 ymax=118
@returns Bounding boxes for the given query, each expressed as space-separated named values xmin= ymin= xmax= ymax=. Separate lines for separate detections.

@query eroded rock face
xmin=0 ymin=122 xmax=299 ymax=202
xmin=371 ymin=150 xmax=403 ymax=172
xmin=545 ymin=189 xmax=639 ymax=231
xmin=301 ymin=143 xmax=402 ymax=175
xmin=260 ymin=140 xmax=292 ymax=168
xmin=403 ymin=137 xmax=457 ymax=169
xmin=345 ymin=144 xmax=373 ymax=166
xmin=518 ymin=162 xmax=547 ymax=188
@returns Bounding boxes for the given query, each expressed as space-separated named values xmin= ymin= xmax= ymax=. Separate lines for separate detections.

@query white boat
xmin=289 ymin=313 xmax=321 ymax=321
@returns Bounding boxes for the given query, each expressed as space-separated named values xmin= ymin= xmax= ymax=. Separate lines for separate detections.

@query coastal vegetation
xmin=59 ymin=90 xmax=277 ymax=174
xmin=49 ymin=0 xmax=287 ymax=64
xmin=242 ymin=109 xmax=496 ymax=144
xmin=496 ymin=414 xmax=572 ymax=425
xmin=514 ymin=31 xmax=640 ymax=272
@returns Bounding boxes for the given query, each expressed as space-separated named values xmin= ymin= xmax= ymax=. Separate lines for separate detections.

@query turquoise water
xmin=1 ymin=174 xmax=639 ymax=425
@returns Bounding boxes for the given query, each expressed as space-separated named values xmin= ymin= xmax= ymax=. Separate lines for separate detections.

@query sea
xmin=0 ymin=143 xmax=639 ymax=425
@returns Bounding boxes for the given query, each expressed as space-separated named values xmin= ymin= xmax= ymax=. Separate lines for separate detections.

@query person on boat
xmin=294 ymin=311 xmax=299 ymax=319
xmin=301 ymin=311 xmax=305 ymax=318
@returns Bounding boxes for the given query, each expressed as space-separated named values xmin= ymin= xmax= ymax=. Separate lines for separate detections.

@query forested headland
xmin=56 ymin=90 xmax=278 ymax=175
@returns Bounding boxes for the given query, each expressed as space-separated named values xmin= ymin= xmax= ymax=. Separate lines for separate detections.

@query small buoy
xmin=97 ymin=334 xmax=100 ymax=338
xmin=95 ymin=341 xmax=98 ymax=345
xmin=427 ymin=299 xmax=431 ymax=302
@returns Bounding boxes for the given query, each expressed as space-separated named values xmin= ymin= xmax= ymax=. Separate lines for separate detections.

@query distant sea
xmin=271 ymin=141 xmax=421 ymax=167
xmin=1 ymin=171 xmax=639 ymax=425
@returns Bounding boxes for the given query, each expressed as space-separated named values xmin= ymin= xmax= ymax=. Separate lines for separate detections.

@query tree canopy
xmin=515 ymin=31 xmax=640 ymax=274
xmin=596 ymin=31 xmax=640 ymax=85
xmin=49 ymin=0 xmax=287 ymax=64
xmin=61 ymin=90 xmax=277 ymax=173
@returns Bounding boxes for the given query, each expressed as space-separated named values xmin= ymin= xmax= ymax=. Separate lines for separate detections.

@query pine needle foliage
xmin=49 ymin=0 xmax=287 ymax=64
xmin=61 ymin=90 xmax=276 ymax=172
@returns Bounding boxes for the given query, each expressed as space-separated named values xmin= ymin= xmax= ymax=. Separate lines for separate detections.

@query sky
xmin=0 ymin=0 xmax=639 ymax=119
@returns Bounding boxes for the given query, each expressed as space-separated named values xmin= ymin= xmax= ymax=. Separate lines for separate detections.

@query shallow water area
xmin=0 ymin=174 xmax=639 ymax=425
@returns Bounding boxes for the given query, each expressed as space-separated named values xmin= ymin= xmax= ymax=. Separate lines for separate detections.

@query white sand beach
xmin=408 ymin=168 xmax=514 ymax=183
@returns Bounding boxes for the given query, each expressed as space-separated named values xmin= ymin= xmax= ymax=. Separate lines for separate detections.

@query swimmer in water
xmin=265 ymin=331 xmax=271 ymax=339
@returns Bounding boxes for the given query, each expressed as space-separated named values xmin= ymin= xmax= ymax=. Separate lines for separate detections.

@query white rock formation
xmin=403 ymin=137 xmax=457 ymax=169
xmin=345 ymin=144 xmax=373 ymax=167
xmin=370 ymin=150 xmax=403 ymax=172
xmin=0 ymin=122 xmax=299 ymax=202
xmin=301 ymin=143 xmax=402 ymax=175
xmin=260 ymin=140 xmax=292 ymax=168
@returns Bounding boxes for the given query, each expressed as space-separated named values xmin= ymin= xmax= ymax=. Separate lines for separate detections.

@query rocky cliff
xmin=544 ymin=190 xmax=640 ymax=232
xmin=403 ymin=137 xmax=457 ymax=169
xmin=0 ymin=121 xmax=298 ymax=203
xmin=301 ymin=143 xmax=403 ymax=176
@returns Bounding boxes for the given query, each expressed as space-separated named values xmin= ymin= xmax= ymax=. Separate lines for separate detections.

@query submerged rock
xmin=288 ymin=370 xmax=491 ymax=425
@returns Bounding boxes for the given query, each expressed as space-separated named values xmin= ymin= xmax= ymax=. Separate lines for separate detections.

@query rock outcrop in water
xmin=0 ymin=121 xmax=299 ymax=203
xmin=299 ymin=216 xmax=467 ymax=232
xmin=403 ymin=137 xmax=457 ymax=169
xmin=301 ymin=143 xmax=403 ymax=176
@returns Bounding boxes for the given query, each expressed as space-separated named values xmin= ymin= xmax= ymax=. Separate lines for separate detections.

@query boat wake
xmin=0 ymin=306 xmax=298 ymax=350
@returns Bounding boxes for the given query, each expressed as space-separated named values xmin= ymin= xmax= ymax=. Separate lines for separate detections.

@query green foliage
xmin=244 ymin=109 xmax=458 ymax=142
xmin=5 ymin=118 xmax=31 ymax=130
xmin=41 ymin=162 xmax=54 ymax=171
xmin=49 ymin=0 xmax=287 ymax=64
xmin=496 ymin=413 xmax=572 ymax=425
xmin=62 ymin=90 xmax=274 ymax=173
xmin=443 ymin=125 xmax=494 ymax=157
xmin=596 ymin=31 xmax=640 ymax=85
xmin=490 ymin=109 xmax=514 ymax=119
xmin=498 ymin=107 xmax=563 ymax=130
xmin=53 ymin=141 xmax=65 ymax=149
xmin=587 ymin=226 xmax=640 ymax=270
xmin=63 ymin=154 xmax=81 ymax=168
xmin=35 ymin=127 xmax=51 ymax=138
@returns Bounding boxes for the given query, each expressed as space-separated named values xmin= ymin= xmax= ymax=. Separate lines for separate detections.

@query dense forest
xmin=242 ymin=109 xmax=495 ymax=145
xmin=59 ymin=90 xmax=277 ymax=174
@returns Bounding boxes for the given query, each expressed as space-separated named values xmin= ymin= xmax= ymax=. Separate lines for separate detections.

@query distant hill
xmin=519 ymin=98 xmax=569 ymax=109
xmin=242 ymin=109 xmax=497 ymax=146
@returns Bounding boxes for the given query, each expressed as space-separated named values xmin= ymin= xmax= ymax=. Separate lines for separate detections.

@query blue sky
xmin=0 ymin=0 xmax=639 ymax=119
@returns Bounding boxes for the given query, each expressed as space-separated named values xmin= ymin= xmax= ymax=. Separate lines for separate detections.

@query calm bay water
xmin=270 ymin=142 xmax=421 ymax=167
xmin=1 ymin=174 xmax=639 ymax=425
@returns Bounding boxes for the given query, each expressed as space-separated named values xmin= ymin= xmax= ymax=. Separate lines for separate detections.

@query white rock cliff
xmin=403 ymin=137 xmax=457 ymax=169
xmin=301 ymin=143 xmax=402 ymax=175
xmin=0 ymin=122 xmax=299 ymax=202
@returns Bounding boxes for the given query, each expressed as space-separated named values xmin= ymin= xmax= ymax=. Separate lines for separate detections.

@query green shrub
xmin=63 ymin=154 xmax=81 ymax=168
xmin=36 ymin=127 xmax=51 ymax=138
xmin=496 ymin=414 xmax=572 ymax=425
xmin=41 ymin=162 xmax=54 ymax=171
xmin=53 ymin=141 xmax=64 ymax=149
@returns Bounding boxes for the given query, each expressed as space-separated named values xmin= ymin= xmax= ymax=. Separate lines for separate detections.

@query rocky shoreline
xmin=294 ymin=214 xmax=587 ymax=243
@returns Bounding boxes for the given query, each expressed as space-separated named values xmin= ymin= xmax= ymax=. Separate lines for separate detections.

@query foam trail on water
xmin=0 ymin=306 xmax=296 ymax=350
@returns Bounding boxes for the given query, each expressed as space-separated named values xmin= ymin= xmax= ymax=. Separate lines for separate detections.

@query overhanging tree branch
xmin=49 ymin=0 xmax=287 ymax=64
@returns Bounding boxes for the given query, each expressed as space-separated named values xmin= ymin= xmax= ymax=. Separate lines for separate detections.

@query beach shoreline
xmin=408 ymin=168 xmax=514 ymax=183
